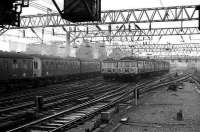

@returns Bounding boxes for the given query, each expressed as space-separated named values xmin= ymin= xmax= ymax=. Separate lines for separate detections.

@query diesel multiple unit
xmin=101 ymin=57 xmax=170 ymax=80
xmin=0 ymin=52 xmax=101 ymax=91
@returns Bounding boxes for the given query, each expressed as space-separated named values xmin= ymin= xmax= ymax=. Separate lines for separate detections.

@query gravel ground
xmin=114 ymin=81 xmax=200 ymax=132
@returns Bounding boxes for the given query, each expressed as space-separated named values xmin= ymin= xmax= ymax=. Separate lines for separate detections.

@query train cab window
xmin=12 ymin=59 xmax=18 ymax=69
xmin=56 ymin=62 xmax=58 ymax=69
xmin=102 ymin=63 xmax=106 ymax=68
xmin=45 ymin=61 xmax=48 ymax=68
xmin=52 ymin=62 xmax=55 ymax=68
xmin=122 ymin=62 xmax=125 ymax=67
xmin=131 ymin=61 xmax=137 ymax=67
xmin=34 ymin=61 xmax=38 ymax=69
xmin=118 ymin=62 xmax=121 ymax=67
xmin=23 ymin=60 xmax=28 ymax=69
xmin=124 ymin=62 xmax=129 ymax=67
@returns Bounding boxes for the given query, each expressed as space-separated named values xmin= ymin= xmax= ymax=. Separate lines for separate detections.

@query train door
xmin=33 ymin=57 xmax=42 ymax=77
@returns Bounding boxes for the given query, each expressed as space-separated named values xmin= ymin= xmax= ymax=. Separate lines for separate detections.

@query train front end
xmin=117 ymin=57 xmax=138 ymax=80
xmin=101 ymin=58 xmax=118 ymax=80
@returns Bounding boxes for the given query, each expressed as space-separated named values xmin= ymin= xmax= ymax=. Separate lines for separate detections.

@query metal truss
xmin=121 ymin=48 xmax=200 ymax=55
xmin=110 ymin=43 xmax=200 ymax=53
xmin=13 ymin=5 xmax=198 ymax=29
xmin=69 ymin=27 xmax=200 ymax=41
xmin=6 ymin=4 xmax=200 ymax=56
xmin=162 ymin=56 xmax=200 ymax=61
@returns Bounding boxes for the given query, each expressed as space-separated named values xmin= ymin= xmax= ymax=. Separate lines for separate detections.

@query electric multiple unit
xmin=0 ymin=51 xmax=101 ymax=92
xmin=101 ymin=57 xmax=170 ymax=80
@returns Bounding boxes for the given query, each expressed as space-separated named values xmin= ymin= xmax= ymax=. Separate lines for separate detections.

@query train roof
xmin=79 ymin=58 xmax=100 ymax=62
xmin=119 ymin=56 xmax=149 ymax=61
xmin=31 ymin=54 xmax=79 ymax=61
xmin=103 ymin=58 xmax=117 ymax=62
xmin=0 ymin=51 xmax=33 ymax=59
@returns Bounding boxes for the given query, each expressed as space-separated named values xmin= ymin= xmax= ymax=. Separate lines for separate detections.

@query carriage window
xmin=125 ymin=62 xmax=129 ymax=67
xmin=13 ymin=59 xmax=18 ymax=69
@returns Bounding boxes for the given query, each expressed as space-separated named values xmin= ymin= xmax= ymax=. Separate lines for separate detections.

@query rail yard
xmin=1 ymin=0 xmax=200 ymax=132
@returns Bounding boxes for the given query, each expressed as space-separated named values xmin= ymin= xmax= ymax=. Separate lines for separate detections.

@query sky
xmin=21 ymin=0 xmax=200 ymax=15
xmin=1 ymin=0 xmax=200 ymax=56
xmin=101 ymin=0 xmax=200 ymax=10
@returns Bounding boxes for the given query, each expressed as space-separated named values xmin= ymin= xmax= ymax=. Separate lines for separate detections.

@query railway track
xmin=0 ymin=77 xmax=103 ymax=105
xmin=188 ymin=73 xmax=200 ymax=88
xmin=0 ymin=78 xmax=106 ymax=110
xmin=6 ymin=72 xmax=190 ymax=132
xmin=0 ymin=78 xmax=126 ymax=131
xmin=0 ymin=81 xmax=106 ymax=113
xmin=8 ymin=84 xmax=130 ymax=132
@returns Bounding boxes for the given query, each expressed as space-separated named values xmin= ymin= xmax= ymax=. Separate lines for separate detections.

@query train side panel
xmin=0 ymin=58 xmax=9 ymax=81
xmin=7 ymin=57 xmax=33 ymax=80
xmin=80 ymin=59 xmax=98 ymax=74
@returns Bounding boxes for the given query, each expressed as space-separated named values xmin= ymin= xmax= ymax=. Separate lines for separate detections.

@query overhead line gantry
xmin=4 ymin=4 xmax=200 ymax=57
xmin=13 ymin=5 xmax=198 ymax=28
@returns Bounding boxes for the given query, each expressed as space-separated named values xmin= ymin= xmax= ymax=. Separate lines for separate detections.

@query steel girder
xmin=109 ymin=43 xmax=200 ymax=53
xmin=67 ymin=27 xmax=200 ymax=41
xmin=6 ymin=5 xmax=200 ymax=55
xmin=122 ymin=48 xmax=200 ymax=53
xmin=13 ymin=5 xmax=198 ymax=29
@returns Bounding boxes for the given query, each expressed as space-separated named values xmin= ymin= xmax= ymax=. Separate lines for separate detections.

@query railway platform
xmin=108 ymin=80 xmax=200 ymax=132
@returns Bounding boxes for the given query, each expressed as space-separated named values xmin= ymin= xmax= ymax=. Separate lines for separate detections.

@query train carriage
xmin=0 ymin=51 xmax=102 ymax=93
xmin=33 ymin=55 xmax=82 ymax=83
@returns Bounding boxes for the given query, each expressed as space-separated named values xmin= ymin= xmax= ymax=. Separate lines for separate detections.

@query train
xmin=101 ymin=56 xmax=170 ymax=80
xmin=0 ymin=51 xmax=101 ymax=92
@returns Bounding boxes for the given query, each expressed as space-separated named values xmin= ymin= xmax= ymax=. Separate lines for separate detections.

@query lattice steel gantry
xmin=10 ymin=5 xmax=200 ymax=40
xmin=11 ymin=5 xmax=198 ymax=28
xmin=6 ymin=4 xmax=200 ymax=56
